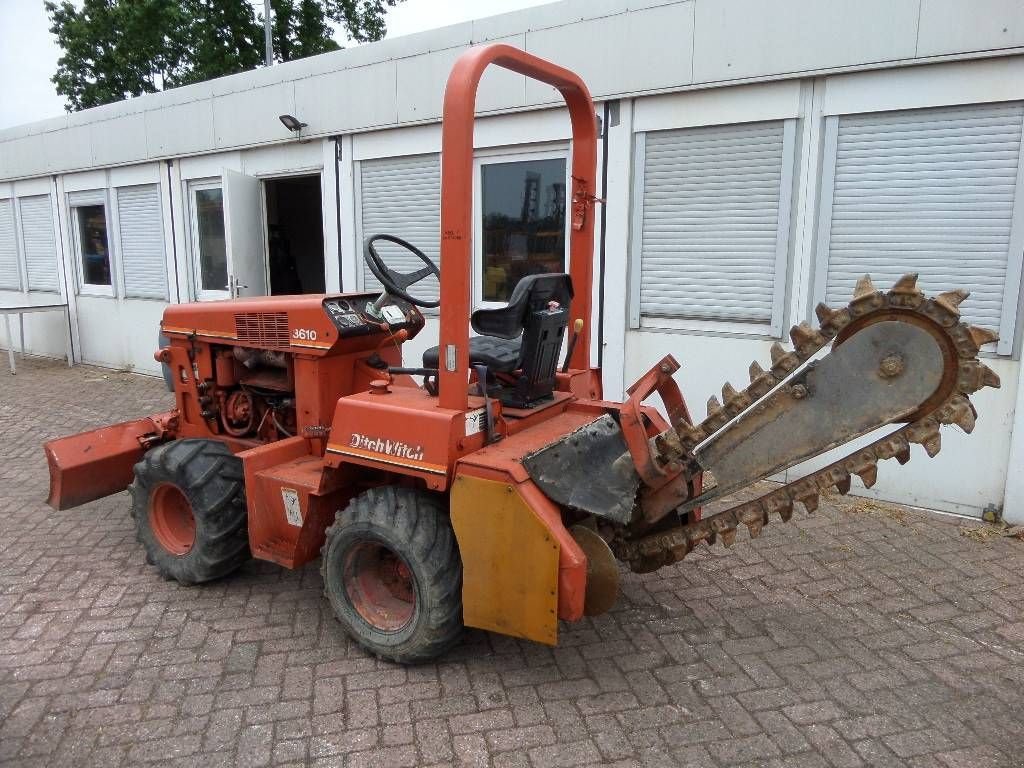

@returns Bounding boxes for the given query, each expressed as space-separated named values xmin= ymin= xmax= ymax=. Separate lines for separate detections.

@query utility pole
xmin=263 ymin=0 xmax=273 ymax=66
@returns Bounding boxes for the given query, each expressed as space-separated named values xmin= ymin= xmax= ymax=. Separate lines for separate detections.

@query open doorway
xmin=264 ymin=174 xmax=326 ymax=295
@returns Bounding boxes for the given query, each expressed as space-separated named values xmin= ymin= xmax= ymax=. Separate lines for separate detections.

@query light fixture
xmin=278 ymin=114 xmax=307 ymax=132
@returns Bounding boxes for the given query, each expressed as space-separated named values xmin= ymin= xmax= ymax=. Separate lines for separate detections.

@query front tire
xmin=321 ymin=486 xmax=463 ymax=663
xmin=129 ymin=439 xmax=250 ymax=584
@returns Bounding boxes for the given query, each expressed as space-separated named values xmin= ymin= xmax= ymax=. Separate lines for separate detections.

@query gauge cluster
xmin=322 ymin=293 xmax=423 ymax=338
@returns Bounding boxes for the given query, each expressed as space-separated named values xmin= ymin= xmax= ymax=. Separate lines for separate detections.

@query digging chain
xmin=615 ymin=274 xmax=1001 ymax=572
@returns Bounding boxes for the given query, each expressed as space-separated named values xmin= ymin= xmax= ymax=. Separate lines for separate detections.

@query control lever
xmin=561 ymin=318 xmax=584 ymax=373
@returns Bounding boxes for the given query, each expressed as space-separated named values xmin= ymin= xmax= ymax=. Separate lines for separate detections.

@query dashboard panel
xmin=322 ymin=293 xmax=425 ymax=339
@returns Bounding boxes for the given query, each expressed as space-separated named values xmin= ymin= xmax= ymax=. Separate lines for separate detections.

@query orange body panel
xmin=239 ymin=437 xmax=353 ymax=568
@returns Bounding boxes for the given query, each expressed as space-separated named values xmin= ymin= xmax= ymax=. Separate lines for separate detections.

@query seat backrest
xmin=470 ymin=273 xmax=574 ymax=340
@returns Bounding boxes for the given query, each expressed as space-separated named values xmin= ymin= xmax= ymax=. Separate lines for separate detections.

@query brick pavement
xmin=1 ymin=357 xmax=1023 ymax=767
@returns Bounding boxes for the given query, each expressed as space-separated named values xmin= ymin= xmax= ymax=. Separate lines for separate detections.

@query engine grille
xmin=234 ymin=312 xmax=290 ymax=348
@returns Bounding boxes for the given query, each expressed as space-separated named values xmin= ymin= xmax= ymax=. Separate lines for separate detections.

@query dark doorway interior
xmin=264 ymin=175 xmax=326 ymax=295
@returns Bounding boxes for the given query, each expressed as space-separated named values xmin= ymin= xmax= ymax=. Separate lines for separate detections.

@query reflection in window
xmin=76 ymin=204 xmax=111 ymax=286
xmin=481 ymin=158 xmax=566 ymax=302
xmin=195 ymin=188 xmax=227 ymax=292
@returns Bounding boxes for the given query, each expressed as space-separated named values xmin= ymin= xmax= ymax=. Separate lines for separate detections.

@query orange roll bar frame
xmin=437 ymin=44 xmax=599 ymax=411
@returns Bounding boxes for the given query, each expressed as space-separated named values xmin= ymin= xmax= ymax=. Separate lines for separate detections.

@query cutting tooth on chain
xmin=856 ymin=463 xmax=878 ymax=488
xmin=891 ymin=272 xmax=921 ymax=295
xmin=842 ymin=448 xmax=880 ymax=489
xmin=969 ymin=325 xmax=999 ymax=350
xmin=906 ymin=419 xmax=942 ymax=457
xmin=982 ymin=364 xmax=1001 ymax=389
xmin=936 ymin=395 xmax=977 ymax=433
xmin=743 ymin=510 xmax=766 ymax=538
xmin=835 ymin=475 xmax=852 ymax=495
xmin=790 ymin=322 xmax=826 ymax=355
xmin=936 ymin=289 xmax=969 ymax=314
xmin=770 ymin=342 xmax=787 ymax=365
xmin=706 ymin=395 xmax=722 ymax=418
xmin=719 ymin=528 xmax=737 ymax=548
xmin=800 ymin=493 xmax=819 ymax=513
xmin=815 ymin=302 xmax=852 ymax=336
xmin=764 ymin=494 xmax=793 ymax=522
xmin=958 ymin=360 xmax=1001 ymax=393
xmin=853 ymin=274 xmax=876 ymax=300
xmin=747 ymin=361 xmax=776 ymax=399
xmin=769 ymin=342 xmax=801 ymax=375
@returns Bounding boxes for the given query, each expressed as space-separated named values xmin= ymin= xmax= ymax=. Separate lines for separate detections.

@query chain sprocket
xmin=615 ymin=273 xmax=1000 ymax=572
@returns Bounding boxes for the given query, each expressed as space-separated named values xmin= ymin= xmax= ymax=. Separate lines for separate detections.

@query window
xmin=0 ymin=199 xmax=20 ymax=291
xmin=19 ymin=195 xmax=59 ymax=293
xmin=630 ymin=120 xmax=796 ymax=335
xmin=192 ymin=185 xmax=228 ymax=295
xmin=480 ymin=157 xmax=566 ymax=303
xmin=75 ymin=204 xmax=112 ymax=287
xmin=358 ymin=155 xmax=441 ymax=306
xmin=815 ymin=103 xmax=1024 ymax=356
xmin=117 ymin=184 xmax=167 ymax=300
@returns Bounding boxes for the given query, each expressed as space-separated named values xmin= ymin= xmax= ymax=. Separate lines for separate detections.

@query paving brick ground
xmin=2 ymin=356 xmax=1024 ymax=768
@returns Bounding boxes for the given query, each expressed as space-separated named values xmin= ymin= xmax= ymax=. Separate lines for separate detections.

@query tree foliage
xmin=46 ymin=0 xmax=403 ymax=111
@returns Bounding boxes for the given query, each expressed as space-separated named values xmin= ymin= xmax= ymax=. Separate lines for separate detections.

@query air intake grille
xmin=234 ymin=312 xmax=290 ymax=348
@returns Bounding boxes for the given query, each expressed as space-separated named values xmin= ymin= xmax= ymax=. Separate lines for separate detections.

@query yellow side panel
xmin=450 ymin=475 xmax=560 ymax=645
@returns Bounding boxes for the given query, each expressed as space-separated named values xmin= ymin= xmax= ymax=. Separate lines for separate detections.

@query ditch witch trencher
xmin=44 ymin=45 xmax=1000 ymax=662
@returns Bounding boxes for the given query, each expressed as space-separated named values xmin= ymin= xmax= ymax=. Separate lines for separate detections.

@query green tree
xmin=47 ymin=0 xmax=403 ymax=111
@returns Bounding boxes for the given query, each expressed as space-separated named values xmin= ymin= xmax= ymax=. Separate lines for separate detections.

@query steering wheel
xmin=363 ymin=234 xmax=441 ymax=308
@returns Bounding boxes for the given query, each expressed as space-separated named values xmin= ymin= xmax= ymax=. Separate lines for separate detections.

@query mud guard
xmin=44 ymin=413 xmax=174 ymax=510
xmin=449 ymin=472 xmax=586 ymax=645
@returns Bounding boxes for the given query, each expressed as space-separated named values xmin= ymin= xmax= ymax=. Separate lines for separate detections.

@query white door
xmin=223 ymin=169 xmax=267 ymax=298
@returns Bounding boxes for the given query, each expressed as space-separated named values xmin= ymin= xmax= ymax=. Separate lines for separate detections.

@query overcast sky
xmin=0 ymin=0 xmax=553 ymax=131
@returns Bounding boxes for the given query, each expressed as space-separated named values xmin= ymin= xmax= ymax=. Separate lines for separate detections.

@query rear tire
xmin=321 ymin=486 xmax=463 ymax=663
xmin=129 ymin=439 xmax=250 ymax=584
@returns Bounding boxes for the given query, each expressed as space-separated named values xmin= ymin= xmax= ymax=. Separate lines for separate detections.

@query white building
xmin=2 ymin=0 xmax=1023 ymax=522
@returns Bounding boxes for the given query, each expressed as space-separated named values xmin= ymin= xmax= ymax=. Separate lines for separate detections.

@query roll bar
xmin=436 ymin=44 xmax=598 ymax=412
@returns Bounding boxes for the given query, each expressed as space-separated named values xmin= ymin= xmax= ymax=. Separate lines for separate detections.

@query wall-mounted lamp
xmin=278 ymin=114 xmax=307 ymax=132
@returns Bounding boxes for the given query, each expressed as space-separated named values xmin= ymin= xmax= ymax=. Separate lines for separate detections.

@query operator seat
xmin=422 ymin=273 xmax=573 ymax=406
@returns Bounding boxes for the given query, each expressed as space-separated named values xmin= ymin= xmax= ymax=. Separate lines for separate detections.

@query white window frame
xmin=0 ymin=197 xmax=24 ymax=293
xmin=472 ymin=144 xmax=571 ymax=309
xmin=628 ymin=119 xmax=798 ymax=338
xmin=812 ymin=111 xmax=1024 ymax=358
xmin=187 ymin=178 xmax=230 ymax=301
xmin=353 ymin=152 xmax=441 ymax=312
xmin=114 ymin=183 xmax=169 ymax=302
xmin=69 ymin=189 xmax=117 ymax=298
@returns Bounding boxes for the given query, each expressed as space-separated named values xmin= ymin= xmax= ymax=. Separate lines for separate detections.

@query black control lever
xmin=388 ymin=367 xmax=439 ymax=396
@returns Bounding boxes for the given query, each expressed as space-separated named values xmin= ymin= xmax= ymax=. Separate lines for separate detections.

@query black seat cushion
xmin=422 ymin=336 xmax=521 ymax=373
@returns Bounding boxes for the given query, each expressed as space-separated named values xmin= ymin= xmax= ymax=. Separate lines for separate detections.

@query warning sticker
xmin=465 ymin=407 xmax=487 ymax=436
xmin=281 ymin=488 xmax=303 ymax=527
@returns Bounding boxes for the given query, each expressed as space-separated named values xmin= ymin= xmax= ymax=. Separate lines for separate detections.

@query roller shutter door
xmin=19 ymin=195 xmax=59 ymax=293
xmin=118 ymin=185 xmax=167 ymax=299
xmin=634 ymin=120 xmax=794 ymax=331
xmin=0 ymin=199 xmax=19 ymax=290
xmin=817 ymin=103 xmax=1024 ymax=355
xmin=359 ymin=154 xmax=440 ymax=306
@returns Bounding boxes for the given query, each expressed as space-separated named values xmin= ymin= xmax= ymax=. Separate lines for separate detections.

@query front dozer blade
xmin=44 ymin=415 xmax=171 ymax=510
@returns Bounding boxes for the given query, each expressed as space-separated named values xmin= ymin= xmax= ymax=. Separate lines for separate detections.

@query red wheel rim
xmin=343 ymin=541 xmax=416 ymax=632
xmin=149 ymin=483 xmax=196 ymax=556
